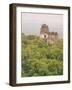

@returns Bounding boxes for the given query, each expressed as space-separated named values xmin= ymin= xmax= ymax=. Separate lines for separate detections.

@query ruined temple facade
xmin=40 ymin=24 xmax=58 ymax=44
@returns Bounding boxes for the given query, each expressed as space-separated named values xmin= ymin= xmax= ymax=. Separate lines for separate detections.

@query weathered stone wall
xmin=40 ymin=24 xmax=58 ymax=44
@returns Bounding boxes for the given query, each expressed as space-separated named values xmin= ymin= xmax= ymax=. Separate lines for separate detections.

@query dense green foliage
xmin=21 ymin=33 xmax=63 ymax=77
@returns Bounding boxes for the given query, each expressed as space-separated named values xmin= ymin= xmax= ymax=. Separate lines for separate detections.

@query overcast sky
xmin=22 ymin=13 xmax=63 ymax=38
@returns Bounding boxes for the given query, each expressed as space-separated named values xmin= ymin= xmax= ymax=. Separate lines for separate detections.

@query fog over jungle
xmin=22 ymin=13 xmax=63 ymax=38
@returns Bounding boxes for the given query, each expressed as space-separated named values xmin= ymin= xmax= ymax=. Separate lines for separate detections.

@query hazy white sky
xmin=22 ymin=13 xmax=63 ymax=38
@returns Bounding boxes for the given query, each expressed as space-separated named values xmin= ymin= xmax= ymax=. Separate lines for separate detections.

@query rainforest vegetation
xmin=21 ymin=33 xmax=63 ymax=77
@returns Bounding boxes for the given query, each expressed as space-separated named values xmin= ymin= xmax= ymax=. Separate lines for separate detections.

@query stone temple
xmin=40 ymin=24 xmax=58 ymax=44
